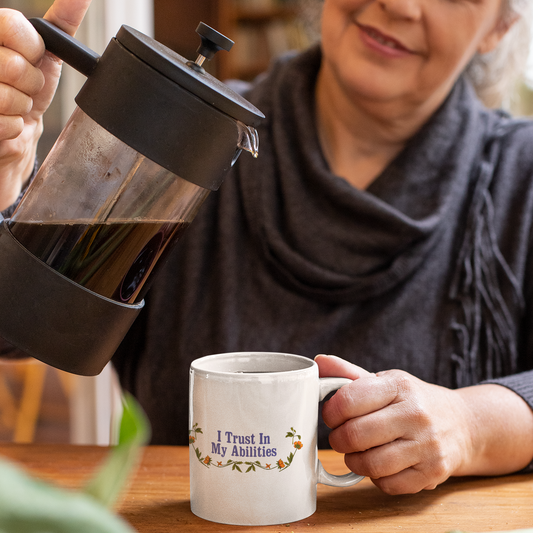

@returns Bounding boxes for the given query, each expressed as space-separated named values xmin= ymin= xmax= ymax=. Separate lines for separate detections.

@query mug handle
xmin=316 ymin=377 xmax=365 ymax=487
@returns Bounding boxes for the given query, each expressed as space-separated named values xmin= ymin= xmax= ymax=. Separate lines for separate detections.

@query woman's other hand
xmin=316 ymin=354 xmax=533 ymax=495
xmin=0 ymin=0 xmax=91 ymax=211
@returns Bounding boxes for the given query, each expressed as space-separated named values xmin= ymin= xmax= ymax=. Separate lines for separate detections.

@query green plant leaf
xmin=0 ymin=393 xmax=150 ymax=531
xmin=83 ymin=392 xmax=151 ymax=508
xmin=0 ymin=459 xmax=135 ymax=533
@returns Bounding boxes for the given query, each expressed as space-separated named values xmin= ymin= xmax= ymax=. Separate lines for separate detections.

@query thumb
xmin=44 ymin=0 xmax=92 ymax=36
xmin=29 ymin=0 xmax=93 ymax=118
xmin=315 ymin=354 xmax=374 ymax=380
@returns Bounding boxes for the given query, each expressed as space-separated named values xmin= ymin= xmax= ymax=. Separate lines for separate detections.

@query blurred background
xmin=1 ymin=0 xmax=532 ymax=445
xmin=0 ymin=0 xmax=318 ymax=446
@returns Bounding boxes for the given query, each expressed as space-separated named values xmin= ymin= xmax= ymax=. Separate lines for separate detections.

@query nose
xmin=377 ymin=0 xmax=422 ymax=20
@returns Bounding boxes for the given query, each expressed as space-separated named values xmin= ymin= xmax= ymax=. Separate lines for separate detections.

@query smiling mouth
xmin=358 ymin=23 xmax=412 ymax=53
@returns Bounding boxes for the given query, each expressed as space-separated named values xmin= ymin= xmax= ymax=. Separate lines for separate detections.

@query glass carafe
xmin=9 ymin=108 xmax=210 ymax=304
xmin=0 ymin=19 xmax=263 ymax=375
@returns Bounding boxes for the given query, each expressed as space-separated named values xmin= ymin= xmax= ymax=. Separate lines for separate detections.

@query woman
xmin=1 ymin=0 xmax=533 ymax=495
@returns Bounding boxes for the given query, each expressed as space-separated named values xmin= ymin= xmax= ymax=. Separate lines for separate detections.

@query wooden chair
xmin=0 ymin=360 xmax=73 ymax=443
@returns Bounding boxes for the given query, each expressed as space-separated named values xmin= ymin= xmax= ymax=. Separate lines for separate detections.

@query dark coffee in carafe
xmin=9 ymin=220 xmax=189 ymax=303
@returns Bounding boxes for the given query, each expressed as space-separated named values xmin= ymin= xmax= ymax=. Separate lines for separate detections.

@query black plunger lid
xmin=29 ymin=18 xmax=264 ymax=189
xmin=116 ymin=24 xmax=264 ymax=127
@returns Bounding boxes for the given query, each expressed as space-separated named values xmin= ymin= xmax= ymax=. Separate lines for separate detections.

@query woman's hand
xmin=0 ymin=0 xmax=91 ymax=210
xmin=316 ymin=354 xmax=533 ymax=495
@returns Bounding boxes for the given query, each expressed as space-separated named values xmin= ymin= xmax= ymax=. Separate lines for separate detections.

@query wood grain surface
xmin=1 ymin=443 xmax=532 ymax=532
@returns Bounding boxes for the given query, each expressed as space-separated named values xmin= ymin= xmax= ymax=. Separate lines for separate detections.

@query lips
xmin=357 ymin=23 xmax=413 ymax=54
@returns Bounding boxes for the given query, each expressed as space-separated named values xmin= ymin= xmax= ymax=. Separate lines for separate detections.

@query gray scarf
xmin=236 ymin=45 xmax=525 ymax=386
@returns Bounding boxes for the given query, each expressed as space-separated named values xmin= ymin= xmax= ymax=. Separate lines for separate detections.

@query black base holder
xmin=0 ymin=219 xmax=143 ymax=376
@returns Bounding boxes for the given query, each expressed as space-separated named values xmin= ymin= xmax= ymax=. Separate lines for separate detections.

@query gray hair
xmin=465 ymin=0 xmax=533 ymax=109
xmin=298 ymin=0 xmax=532 ymax=110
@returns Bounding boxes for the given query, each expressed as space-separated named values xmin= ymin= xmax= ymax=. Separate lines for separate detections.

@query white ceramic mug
xmin=189 ymin=352 xmax=364 ymax=526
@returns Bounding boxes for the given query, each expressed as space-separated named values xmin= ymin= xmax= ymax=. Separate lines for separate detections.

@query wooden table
xmin=1 ymin=443 xmax=532 ymax=532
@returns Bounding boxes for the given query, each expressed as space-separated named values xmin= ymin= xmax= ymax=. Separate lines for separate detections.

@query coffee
xmin=9 ymin=220 xmax=188 ymax=303
xmin=234 ymin=370 xmax=281 ymax=373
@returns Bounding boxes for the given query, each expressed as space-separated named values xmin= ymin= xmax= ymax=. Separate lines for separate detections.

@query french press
xmin=0 ymin=19 xmax=263 ymax=375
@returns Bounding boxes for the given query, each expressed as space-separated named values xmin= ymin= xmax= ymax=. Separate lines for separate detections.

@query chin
xmin=344 ymin=78 xmax=404 ymax=105
xmin=332 ymin=59 xmax=406 ymax=102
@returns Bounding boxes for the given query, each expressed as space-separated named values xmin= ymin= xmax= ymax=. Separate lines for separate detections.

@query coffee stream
xmin=9 ymin=220 xmax=189 ymax=303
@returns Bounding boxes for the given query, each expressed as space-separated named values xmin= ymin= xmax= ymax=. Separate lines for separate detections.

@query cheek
xmin=423 ymin=9 xmax=493 ymax=80
xmin=422 ymin=35 xmax=478 ymax=89
xmin=321 ymin=0 xmax=366 ymax=52
xmin=321 ymin=3 xmax=345 ymax=51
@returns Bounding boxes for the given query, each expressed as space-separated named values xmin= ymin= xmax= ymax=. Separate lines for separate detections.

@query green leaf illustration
xmin=190 ymin=425 xmax=303 ymax=473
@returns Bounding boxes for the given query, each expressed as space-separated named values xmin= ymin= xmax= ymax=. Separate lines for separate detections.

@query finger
xmin=0 ymin=9 xmax=45 ymax=65
xmin=0 ymin=83 xmax=33 ymax=117
xmin=328 ymin=401 xmax=407 ymax=453
xmin=371 ymin=465 xmax=443 ymax=495
xmin=343 ymin=445 xmax=441 ymax=495
xmin=0 ymin=47 xmax=45 ymax=97
xmin=19 ymin=0 xmax=92 ymax=123
xmin=315 ymin=354 xmax=374 ymax=380
xmin=343 ymin=439 xmax=417 ymax=480
xmin=322 ymin=372 xmax=400 ymax=429
xmin=44 ymin=0 xmax=93 ymax=37
xmin=0 ymin=115 xmax=25 ymax=141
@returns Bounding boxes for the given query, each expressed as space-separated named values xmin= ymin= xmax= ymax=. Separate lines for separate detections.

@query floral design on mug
xmin=189 ymin=423 xmax=303 ymax=473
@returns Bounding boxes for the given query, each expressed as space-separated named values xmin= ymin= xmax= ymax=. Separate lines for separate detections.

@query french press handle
xmin=29 ymin=18 xmax=235 ymax=78
xmin=29 ymin=18 xmax=100 ymax=77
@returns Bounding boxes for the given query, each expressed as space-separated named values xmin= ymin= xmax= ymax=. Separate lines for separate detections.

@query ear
xmin=477 ymin=14 xmax=518 ymax=55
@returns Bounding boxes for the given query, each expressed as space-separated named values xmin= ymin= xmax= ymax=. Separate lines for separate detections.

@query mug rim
xmin=190 ymin=351 xmax=316 ymax=378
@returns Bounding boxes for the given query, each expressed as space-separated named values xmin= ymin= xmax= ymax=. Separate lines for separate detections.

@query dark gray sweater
xmin=10 ymin=46 xmax=531 ymax=449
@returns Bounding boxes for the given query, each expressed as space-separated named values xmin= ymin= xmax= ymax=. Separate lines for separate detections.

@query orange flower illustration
xmin=190 ymin=424 xmax=303 ymax=473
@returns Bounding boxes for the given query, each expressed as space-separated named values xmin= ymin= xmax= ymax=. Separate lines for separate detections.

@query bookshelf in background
xmin=218 ymin=0 xmax=312 ymax=81
xmin=154 ymin=0 xmax=314 ymax=81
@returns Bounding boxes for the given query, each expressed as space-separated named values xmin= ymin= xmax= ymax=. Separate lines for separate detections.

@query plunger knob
xmin=193 ymin=22 xmax=234 ymax=68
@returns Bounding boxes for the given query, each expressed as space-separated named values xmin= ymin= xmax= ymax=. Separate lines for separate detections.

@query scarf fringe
xmin=450 ymin=125 xmax=525 ymax=387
